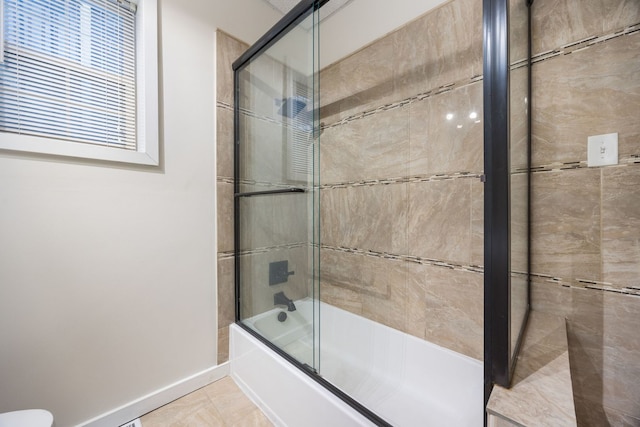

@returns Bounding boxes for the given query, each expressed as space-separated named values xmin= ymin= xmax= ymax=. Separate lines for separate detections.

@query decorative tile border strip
xmin=531 ymin=273 xmax=640 ymax=297
xmin=526 ymin=155 xmax=640 ymax=175
xmin=532 ymin=22 xmax=640 ymax=65
xmin=217 ymin=100 xmax=313 ymax=134
xmin=218 ymin=242 xmax=308 ymax=261
xmin=221 ymin=246 xmax=639 ymax=297
xmin=220 ymin=176 xmax=312 ymax=191
xmin=320 ymin=244 xmax=484 ymax=274
xmin=320 ymin=171 xmax=482 ymax=189
xmin=217 ymin=101 xmax=233 ymax=111
xmin=322 ymin=75 xmax=483 ymax=131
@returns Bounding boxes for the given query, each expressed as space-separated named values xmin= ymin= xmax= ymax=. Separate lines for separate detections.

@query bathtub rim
xmin=234 ymin=319 xmax=393 ymax=426
xmin=236 ymin=298 xmax=483 ymax=427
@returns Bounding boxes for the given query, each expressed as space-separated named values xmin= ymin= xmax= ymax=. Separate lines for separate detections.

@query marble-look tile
xmin=406 ymin=263 xmax=483 ymax=360
xmin=319 ymin=249 xmax=369 ymax=311
xmin=602 ymin=0 xmax=640 ymax=35
xmin=602 ymin=165 xmax=640 ymax=288
xmin=574 ymin=395 xmax=640 ymax=427
xmin=217 ymin=31 xmax=248 ymax=106
xmin=321 ymin=105 xmax=410 ymax=184
xmin=530 ymin=169 xmax=601 ymax=281
xmin=336 ymin=36 xmax=395 ymax=120
xmin=238 ymin=192 xmax=308 ymax=251
xmin=360 ymin=261 xmax=408 ymax=333
xmin=238 ymin=191 xmax=278 ymax=250
xmin=567 ymin=288 xmax=640 ymax=419
xmin=217 ymin=182 xmax=234 ymax=253
xmin=530 ymin=278 xmax=572 ymax=319
xmin=321 ymin=184 xmax=408 ymax=254
xmin=488 ymin=312 xmax=577 ymax=427
xmin=409 ymin=82 xmax=483 ymax=176
xmin=237 ymin=117 xmax=289 ymax=190
xmin=319 ymin=62 xmax=342 ymax=126
xmin=511 ymin=273 xmax=529 ymax=356
xmin=532 ymin=0 xmax=602 ymax=55
xmin=511 ymin=173 xmax=528 ymax=274
xmin=509 ymin=0 xmax=529 ymax=64
xmin=320 ymin=249 xmax=407 ymax=333
xmin=237 ymin=53 xmax=303 ymax=126
xmin=217 ymin=107 xmax=234 ymax=179
xmin=391 ymin=18 xmax=430 ymax=103
xmin=532 ymin=0 xmax=640 ymax=56
xmin=141 ymin=387 xmax=220 ymax=426
xmin=471 ymin=179 xmax=484 ymax=267
xmin=230 ymin=408 xmax=273 ymax=427
xmin=532 ymin=33 xmax=640 ymax=166
xmin=140 ymin=378 xmax=273 ymax=426
xmin=218 ymin=326 xmax=229 ymax=364
xmin=510 ymin=66 xmax=529 ymax=172
xmin=487 ymin=414 xmax=519 ymax=427
xmin=319 ymin=278 xmax=364 ymax=316
xmin=205 ymin=377 xmax=261 ymax=422
xmin=393 ymin=0 xmax=481 ymax=101
xmin=407 ymin=179 xmax=472 ymax=265
xmin=217 ymin=256 xmax=235 ymax=329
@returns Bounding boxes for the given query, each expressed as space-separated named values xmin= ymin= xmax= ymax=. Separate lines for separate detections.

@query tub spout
xmin=274 ymin=291 xmax=296 ymax=312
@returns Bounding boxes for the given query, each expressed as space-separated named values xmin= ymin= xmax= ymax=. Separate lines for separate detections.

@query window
xmin=0 ymin=0 xmax=158 ymax=165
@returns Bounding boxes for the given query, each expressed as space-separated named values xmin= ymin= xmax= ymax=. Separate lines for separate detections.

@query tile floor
xmin=140 ymin=377 xmax=273 ymax=427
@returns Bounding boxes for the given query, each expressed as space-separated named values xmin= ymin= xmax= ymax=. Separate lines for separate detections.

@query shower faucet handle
xmin=269 ymin=260 xmax=294 ymax=286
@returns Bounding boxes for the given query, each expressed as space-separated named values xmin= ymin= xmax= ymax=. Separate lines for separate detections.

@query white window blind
xmin=0 ymin=0 xmax=138 ymax=149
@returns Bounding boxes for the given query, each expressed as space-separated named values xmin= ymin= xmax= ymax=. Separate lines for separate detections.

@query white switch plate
xmin=588 ymin=132 xmax=618 ymax=167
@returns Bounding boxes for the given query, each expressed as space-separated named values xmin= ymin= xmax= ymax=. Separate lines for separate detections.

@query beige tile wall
xmin=218 ymin=8 xmax=640 ymax=425
xmin=216 ymin=31 xmax=313 ymax=362
xmin=216 ymin=31 xmax=248 ymax=363
xmin=319 ymin=0 xmax=484 ymax=360
xmin=530 ymin=1 xmax=640 ymax=424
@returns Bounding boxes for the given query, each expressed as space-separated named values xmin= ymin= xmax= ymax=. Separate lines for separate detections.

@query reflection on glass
xmin=236 ymin=7 xmax=320 ymax=370
xmin=508 ymin=0 xmax=530 ymax=367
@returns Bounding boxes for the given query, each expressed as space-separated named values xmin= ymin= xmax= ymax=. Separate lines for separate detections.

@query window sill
xmin=0 ymin=133 xmax=159 ymax=166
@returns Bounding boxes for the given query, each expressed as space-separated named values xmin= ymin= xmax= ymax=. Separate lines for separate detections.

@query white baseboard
xmin=77 ymin=363 xmax=230 ymax=427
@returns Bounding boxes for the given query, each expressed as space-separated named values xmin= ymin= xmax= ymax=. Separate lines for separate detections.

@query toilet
xmin=0 ymin=410 xmax=53 ymax=427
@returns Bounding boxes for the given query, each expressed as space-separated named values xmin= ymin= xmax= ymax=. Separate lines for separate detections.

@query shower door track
xmin=235 ymin=188 xmax=306 ymax=198
xmin=235 ymin=321 xmax=393 ymax=427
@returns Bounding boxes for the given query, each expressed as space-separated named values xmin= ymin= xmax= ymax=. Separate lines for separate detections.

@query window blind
xmin=0 ymin=0 xmax=137 ymax=149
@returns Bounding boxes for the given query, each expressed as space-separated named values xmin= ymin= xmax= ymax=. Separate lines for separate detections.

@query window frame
xmin=0 ymin=0 xmax=159 ymax=166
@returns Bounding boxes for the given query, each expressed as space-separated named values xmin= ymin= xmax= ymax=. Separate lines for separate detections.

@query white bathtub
xmin=231 ymin=299 xmax=483 ymax=427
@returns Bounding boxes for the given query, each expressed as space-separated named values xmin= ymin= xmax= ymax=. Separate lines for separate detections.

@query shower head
xmin=277 ymin=96 xmax=307 ymax=118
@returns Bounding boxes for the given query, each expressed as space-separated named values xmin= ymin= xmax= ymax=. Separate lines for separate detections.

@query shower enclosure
xmin=232 ymin=0 xmax=530 ymax=424
xmin=233 ymin=0 xmax=321 ymax=371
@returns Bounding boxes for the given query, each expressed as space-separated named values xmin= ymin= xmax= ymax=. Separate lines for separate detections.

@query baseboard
xmin=77 ymin=363 xmax=230 ymax=427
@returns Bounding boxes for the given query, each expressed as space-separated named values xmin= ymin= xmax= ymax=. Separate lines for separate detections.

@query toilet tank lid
xmin=0 ymin=409 xmax=53 ymax=427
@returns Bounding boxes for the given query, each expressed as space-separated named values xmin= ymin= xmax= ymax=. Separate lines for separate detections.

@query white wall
xmin=0 ymin=0 xmax=280 ymax=425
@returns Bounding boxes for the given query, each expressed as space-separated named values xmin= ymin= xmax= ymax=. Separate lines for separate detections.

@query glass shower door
xmin=234 ymin=4 xmax=321 ymax=370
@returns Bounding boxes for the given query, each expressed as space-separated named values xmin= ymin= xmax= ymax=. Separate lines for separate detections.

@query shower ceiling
xmin=261 ymin=0 xmax=354 ymax=21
